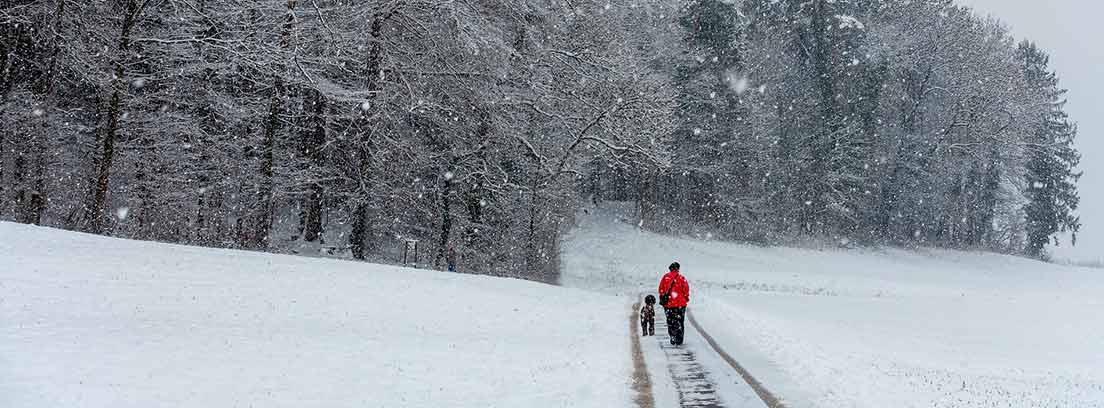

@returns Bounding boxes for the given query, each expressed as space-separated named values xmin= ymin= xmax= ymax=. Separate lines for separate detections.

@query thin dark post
xmin=402 ymin=239 xmax=419 ymax=266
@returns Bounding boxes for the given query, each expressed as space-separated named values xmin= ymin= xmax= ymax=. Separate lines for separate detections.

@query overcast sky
xmin=955 ymin=0 xmax=1102 ymax=261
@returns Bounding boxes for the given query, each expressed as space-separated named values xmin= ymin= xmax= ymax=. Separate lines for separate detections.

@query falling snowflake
xmin=132 ymin=78 xmax=147 ymax=88
xmin=444 ymin=171 xmax=454 ymax=180
xmin=692 ymin=128 xmax=702 ymax=135
xmin=116 ymin=207 xmax=130 ymax=220
xmin=726 ymin=72 xmax=750 ymax=95
xmin=360 ymin=101 xmax=372 ymax=111
xmin=32 ymin=108 xmax=44 ymax=117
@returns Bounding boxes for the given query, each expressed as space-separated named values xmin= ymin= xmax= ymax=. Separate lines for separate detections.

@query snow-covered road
xmin=564 ymin=204 xmax=1104 ymax=407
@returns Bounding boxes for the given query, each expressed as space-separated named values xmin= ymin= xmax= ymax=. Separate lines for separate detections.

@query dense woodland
xmin=0 ymin=0 xmax=1081 ymax=282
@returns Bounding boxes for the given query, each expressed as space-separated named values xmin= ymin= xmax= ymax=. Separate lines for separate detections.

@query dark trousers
xmin=664 ymin=307 xmax=686 ymax=345
xmin=641 ymin=317 xmax=654 ymax=336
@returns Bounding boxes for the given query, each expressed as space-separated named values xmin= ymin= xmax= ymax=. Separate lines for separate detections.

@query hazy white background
xmin=957 ymin=0 xmax=1101 ymax=262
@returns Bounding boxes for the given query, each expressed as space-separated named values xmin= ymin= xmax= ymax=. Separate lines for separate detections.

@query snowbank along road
xmin=0 ymin=221 xmax=634 ymax=408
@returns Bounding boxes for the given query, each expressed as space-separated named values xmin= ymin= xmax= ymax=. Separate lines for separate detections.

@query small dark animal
xmin=640 ymin=295 xmax=656 ymax=336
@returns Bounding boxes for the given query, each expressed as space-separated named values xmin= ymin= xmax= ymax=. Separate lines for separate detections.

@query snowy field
xmin=564 ymin=205 xmax=1104 ymax=407
xmin=0 ymin=222 xmax=632 ymax=408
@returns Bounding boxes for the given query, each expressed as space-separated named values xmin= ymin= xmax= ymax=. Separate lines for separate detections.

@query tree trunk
xmin=251 ymin=78 xmax=281 ymax=249
xmin=348 ymin=5 xmax=398 ymax=259
xmin=249 ymin=0 xmax=300 ymax=249
xmin=802 ymin=0 xmax=838 ymax=235
xmin=301 ymin=179 xmax=324 ymax=243
xmin=350 ymin=203 xmax=368 ymax=260
xmin=85 ymin=0 xmax=141 ymax=234
xmin=638 ymin=170 xmax=657 ymax=228
xmin=0 ymin=4 xmax=10 ymax=218
xmin=192 ymin=0 xmax=215 ymax=246
xmin=301 ymin=89 xmax=325 ymax=242
xmin=27 ymin=0 xmax=68 ymax=226
xmin=12 ymin=147 xmax=25 ymax=221
xmin=0 ymin=124 xmax=5 ymax=219
xmin=435 ymin=167 xmax=454 ymax=269
xmin=525 ymin=192 xmax=538 ymax=279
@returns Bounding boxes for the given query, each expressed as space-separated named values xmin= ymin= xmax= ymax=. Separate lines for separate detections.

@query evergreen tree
xmin=1017 ymin=41 xmax=1081 ymax=258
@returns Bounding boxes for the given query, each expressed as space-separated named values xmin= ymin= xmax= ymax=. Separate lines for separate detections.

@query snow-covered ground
xmin=0 ymin=221 xmax=632 ymax=408
xmin=564 ymin=204 xmax=1104 ymax=407
xmin=7 ymin=205 xmax=1102 ymax=408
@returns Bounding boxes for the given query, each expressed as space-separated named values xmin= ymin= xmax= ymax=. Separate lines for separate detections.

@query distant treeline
xmin=587 ymin=0 xmax=1080 ymax=259
xmin=1 ymin=0 xmax=678 ymax=283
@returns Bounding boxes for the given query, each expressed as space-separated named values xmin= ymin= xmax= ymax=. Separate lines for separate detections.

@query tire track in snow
xmin=688 ymin=311 xmax=786 ymax=408
xmin=654 ymin=310 xmax=726 ymax=407
xmin=630 ymin=301 xmax=656 ymax=408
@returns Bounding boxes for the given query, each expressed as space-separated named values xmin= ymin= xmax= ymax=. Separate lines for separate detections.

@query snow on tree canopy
xmin=0 ymin=0 xmax=1082 ymax=277
xmin=835 ymin=15 xmax=865 ymax=30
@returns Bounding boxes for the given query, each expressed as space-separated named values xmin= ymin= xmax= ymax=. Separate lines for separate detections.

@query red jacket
xmin=658 ymin=271 xmax=690 ymax=308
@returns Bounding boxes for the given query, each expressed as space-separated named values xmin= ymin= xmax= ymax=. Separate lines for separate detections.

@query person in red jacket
xmin=658 ymin=262 xmax=690 ymax=345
